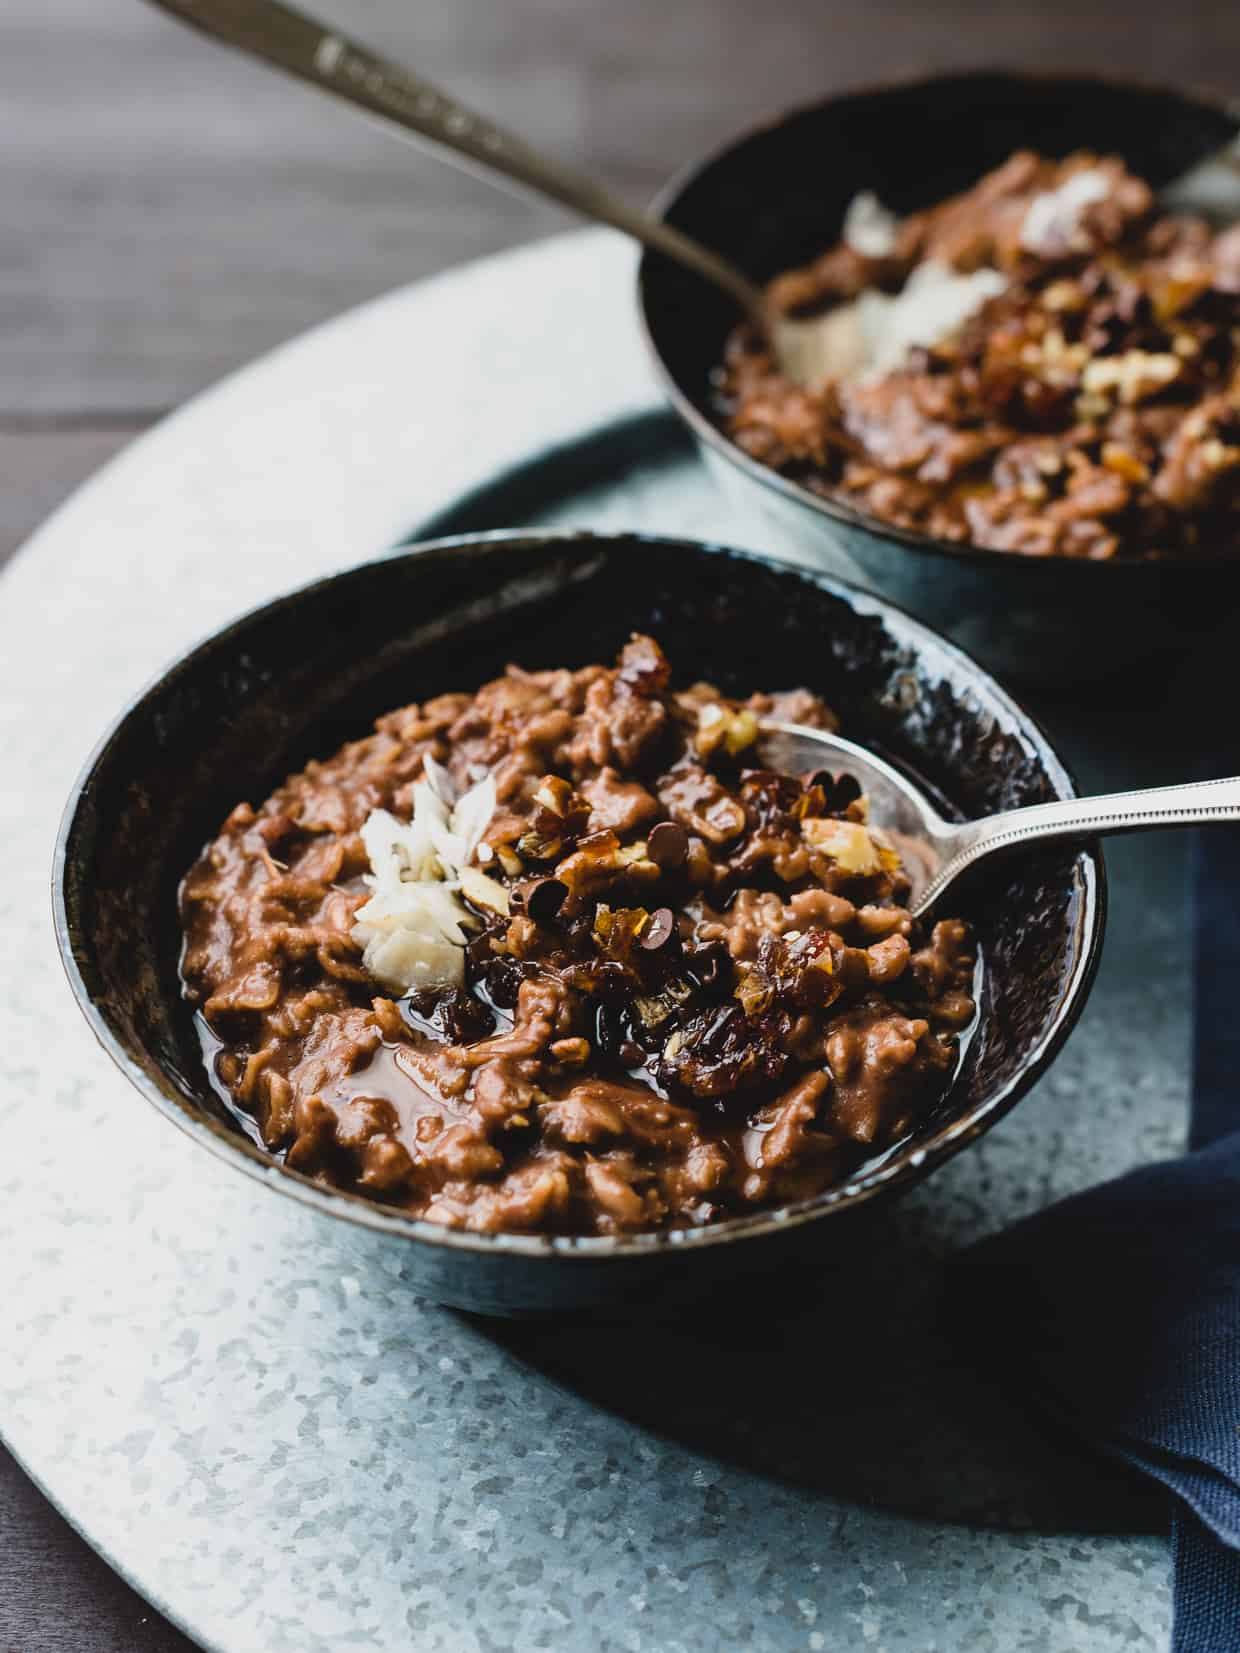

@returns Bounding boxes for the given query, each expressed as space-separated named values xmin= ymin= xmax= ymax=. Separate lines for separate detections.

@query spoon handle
xmin=146 ymin=0 xmax=765 ymax=319
xmin=921 ymin=775 xmax=1240 ymax=910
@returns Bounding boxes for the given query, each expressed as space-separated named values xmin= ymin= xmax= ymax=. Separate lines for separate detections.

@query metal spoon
xmin=148 ymin=0 xmax=1240 ymax=389
xmin=759 ymin=720 xmax=1240 ymax=917
xmin=146 ymin=0 xmax=832 ymax=378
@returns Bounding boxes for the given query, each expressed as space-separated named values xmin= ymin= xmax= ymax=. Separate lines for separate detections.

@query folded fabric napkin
xmin=951 ymin=827 xmax=1240 ymax=1653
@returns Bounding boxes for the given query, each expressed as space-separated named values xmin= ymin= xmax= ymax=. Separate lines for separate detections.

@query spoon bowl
xmin=758 ymin=721 xmax=954 ymax=912
xmin=761 ymin=719 xmax=1240 ymax=917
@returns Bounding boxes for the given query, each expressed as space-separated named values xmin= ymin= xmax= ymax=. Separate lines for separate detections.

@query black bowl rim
xmin=637 ymin=66 xmax=1240 ymax=576
xmin=53 ymin=528 xmax=1106 ymax=1263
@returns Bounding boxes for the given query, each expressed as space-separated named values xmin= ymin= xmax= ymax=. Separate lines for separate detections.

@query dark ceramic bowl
xmin=54 ymin=532 xmax=1104 ymax=1316
xmin=638 ymin=71 xmax=1240 ymax=679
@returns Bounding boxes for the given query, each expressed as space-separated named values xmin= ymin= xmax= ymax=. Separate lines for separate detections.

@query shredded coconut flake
xmin=421 ymin=752 xmax=456 ymax=804
xmin=1081 ymin=349 xmax=1181 ymax=404
xmin=794 ymin=260 xmax=1007 ymax=385
xmin=857 ymin=261 xmax=1006 ymax=377
xmin=351 ymin=770 xmax=497 ymax=993
xmin=1020 ymin=169 xmax=1110 ymax=255
xmin=802 ymin=817 xmax=901 ymax=877
xmin=842 ymin=190 xmax=900 ymax=258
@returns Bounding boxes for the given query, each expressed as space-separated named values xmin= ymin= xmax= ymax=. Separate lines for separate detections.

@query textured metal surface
xmin=1 ymin=230 xmax=1188 ymax=1651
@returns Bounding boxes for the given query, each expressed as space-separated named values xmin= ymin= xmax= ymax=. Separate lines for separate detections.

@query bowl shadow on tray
xmin=465 ymin=1181 xmax=1163 ymax=1537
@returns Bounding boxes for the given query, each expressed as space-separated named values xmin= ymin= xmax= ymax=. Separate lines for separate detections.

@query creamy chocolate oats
xmin=721 ymin=151 xmax=1240 ymax=559
xmin=180 ymin=638 xmax=975 ymax=1235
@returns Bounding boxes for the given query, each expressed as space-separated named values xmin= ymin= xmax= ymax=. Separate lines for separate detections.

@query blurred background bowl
xmin=638 ymin=70 xmax=1240 ymax=679
xmin=55 ymin=530 xmax=1103 ymax=1317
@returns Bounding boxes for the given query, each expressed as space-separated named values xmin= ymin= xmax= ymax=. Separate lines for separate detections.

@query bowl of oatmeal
xmin=55 ymin=532 xmax=1103 ymax=1315
xmin=639 ymin=71 xmax=1240 ymax=676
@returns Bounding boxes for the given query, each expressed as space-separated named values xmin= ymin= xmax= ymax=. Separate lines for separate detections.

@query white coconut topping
xmin=350 ymin=770 xmax=497 ymax=993
xmin=1020 ymin=168 xmax=1110 ymax=255
xmin=859 ymin=260 xmax=1007 ymax=376
xmin=791 ymin=260 xmax=1007 ymax=385
xmin=420 ymin=751 xmax=456 ymax=804
xmin=842 ymin=190 xmax=901 ymax=258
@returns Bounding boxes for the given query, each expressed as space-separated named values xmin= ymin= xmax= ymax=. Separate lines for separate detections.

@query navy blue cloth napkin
xmin=952 ymin=826 xmax=1240 ymax=1652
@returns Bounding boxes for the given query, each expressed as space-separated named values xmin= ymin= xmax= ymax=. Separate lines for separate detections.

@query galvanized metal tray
xmin=1 ymin=231 xmax=1182 ymax=1653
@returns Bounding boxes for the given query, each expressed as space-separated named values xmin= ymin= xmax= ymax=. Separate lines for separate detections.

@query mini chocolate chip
xmin=640 ymin=907 xmax=676 ymax=951
xmin=808 ymin=769 xmax=862 ymax=812
xmin=685 ymin=939 xmax=731 ymax=995
xmin=646 ymin=820 xmax=688 ymax=869
xmin=524 ymin=877 xmax=568 ymax=923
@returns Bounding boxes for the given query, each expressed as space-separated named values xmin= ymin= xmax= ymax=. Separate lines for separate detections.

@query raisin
xmin=402 ymin=987 xmax=495 ymax=1046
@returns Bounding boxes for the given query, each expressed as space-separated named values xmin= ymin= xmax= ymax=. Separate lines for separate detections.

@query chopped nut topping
xmin=534 ymin=776 xmax=574 ymax=815
xmin=458 ymin=865 xmax=511 ymax=917
xmin=802 ymin=817 xmax=901 ymax=877
xmin=494 ymin=844 xmax=523 ymax=877
xmin=695 ymin=702 xmax=760 ymax=759
xmin=1041 ymin=279 xmax=1085 ymax=312
xmin=515 ymin=829 xmax=563 ymax=863
xmin=1202 ymin=437 xmax=1240 ymax=470
xmin=550 ymin=1037 xmax=591 ymax=1067
xmin=1080 ymin=351 xmax=1181 ymax=405
xmin=532 ymin=774 xmax=591 ymax=836
xmin=1101 ymin=443 xmax=1150 ymax=484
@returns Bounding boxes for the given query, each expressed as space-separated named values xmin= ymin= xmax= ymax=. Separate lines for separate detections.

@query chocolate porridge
xmin=179 ymin=638 xmax=975 ymax=1236
xmin=720 ymin=150 xmax=1240 ymax=559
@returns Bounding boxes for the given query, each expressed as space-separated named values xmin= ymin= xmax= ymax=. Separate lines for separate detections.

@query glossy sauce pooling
xmin=180 ymin=638 xmax=975 ymax=1235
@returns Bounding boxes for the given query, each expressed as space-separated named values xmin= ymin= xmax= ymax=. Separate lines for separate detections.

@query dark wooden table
xmin=3 ymin=0 xmax=1237 ymax=1645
